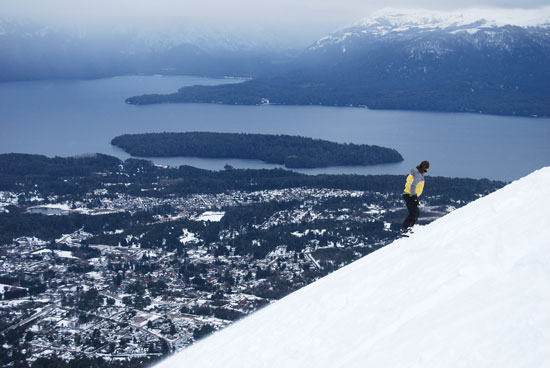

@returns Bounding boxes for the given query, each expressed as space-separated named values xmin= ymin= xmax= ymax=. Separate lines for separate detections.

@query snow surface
xmin=179 ymin=229 xmax=199 ymax=244
xmin=157 ymin=167 xmax=550 ymax=368
xmin=0 ymin=283 xmax=26 ymax=293
xmin=192 ymin=211 xmax=225 ymax=222
xmin=354 ymin=7 xmax=550 ymax=30
xmin=32 ymin=249 xmax=77 ymax=259
xmin=310 ymin=7 xmax=550 ymax=51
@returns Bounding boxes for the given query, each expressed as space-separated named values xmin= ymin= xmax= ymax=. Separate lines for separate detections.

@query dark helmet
xmin=417 ymin=161 xmax=430 ymax=172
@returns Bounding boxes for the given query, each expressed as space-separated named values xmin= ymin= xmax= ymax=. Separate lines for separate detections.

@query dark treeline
xmin=0 ymin=153 xmax=123 ymax=196
xmin=0 ymin=153 xmax=121 ymax=177
xmin=0 ymin=210 xmax=152 ymax=245
xmin=0 ymin=153 xmax=503 ymax=198
xmin=125 ymin=77 xmax=550 ymax=117
xmin=0 ymin=153 xmax=505 ymax=244
xmin=0 ymin=153 xmax=503 ymax=199
xmin=111 ymin=132 xmax=403 ymax=168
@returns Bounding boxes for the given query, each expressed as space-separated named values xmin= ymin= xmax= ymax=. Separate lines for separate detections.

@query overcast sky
xmin=2 ymin=0 xmax=549 ymax=47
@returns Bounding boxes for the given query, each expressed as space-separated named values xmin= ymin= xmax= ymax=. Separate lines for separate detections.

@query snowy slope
xmin=311 ymin=7 xmax=550 ymax=50
xmin=354 ymin=7 xmax=550 ymax=32
xmin=157 ymin=167 xmax=550 ymax=368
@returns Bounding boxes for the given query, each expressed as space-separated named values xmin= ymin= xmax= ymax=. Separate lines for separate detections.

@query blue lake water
xmin=1 ymin=75 xmax=549 ymax=181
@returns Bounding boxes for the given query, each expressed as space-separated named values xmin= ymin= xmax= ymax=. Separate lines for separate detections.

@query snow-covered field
xmin=355 ymin=7 xmax=550 ymax=30
xmin=192 ymin=211 xmax=225 ymax=222
xmin=179 ymin=229 xmax=199 ymax=244
xmin=32 ymin=249 xmax=77 ymax=259
xmin=156 ymin=167 xmax=550 ymax=368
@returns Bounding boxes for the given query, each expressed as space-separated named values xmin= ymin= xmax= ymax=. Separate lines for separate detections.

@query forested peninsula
xmin=124 ymin=79 xmax=550 ymax=117
xmin=111 ymin=132 xmax=403 ymax=169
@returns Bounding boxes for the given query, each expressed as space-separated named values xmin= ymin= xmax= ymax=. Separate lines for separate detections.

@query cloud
xmin=5 ymin=0 xmax=547 ymax=25
xmin=2 ymin=0 xmax=549 ymax=47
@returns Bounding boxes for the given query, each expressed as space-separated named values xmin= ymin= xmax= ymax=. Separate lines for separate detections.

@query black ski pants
xmin=402 ymin=194 xmax=419 ymax=229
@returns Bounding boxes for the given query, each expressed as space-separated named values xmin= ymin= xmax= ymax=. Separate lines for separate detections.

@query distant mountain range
xmin=2 ymin=8 xmax=550 ymax=116
xmin=127 ymin=8 xmax=550 ymax=117
xmin=0 ymin=18 xmax=288 ymax=81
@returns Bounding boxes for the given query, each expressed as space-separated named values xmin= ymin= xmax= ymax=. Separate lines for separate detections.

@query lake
xmin=1 ymin=75 xmax=549 ymax=181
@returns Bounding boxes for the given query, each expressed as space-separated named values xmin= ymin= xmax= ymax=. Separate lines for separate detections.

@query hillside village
xmin=0 ymin=154 xmax=503 ymax=367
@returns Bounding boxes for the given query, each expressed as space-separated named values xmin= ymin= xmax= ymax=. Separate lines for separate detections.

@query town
xmin=0 ymin=153 xmax=504 ymax=367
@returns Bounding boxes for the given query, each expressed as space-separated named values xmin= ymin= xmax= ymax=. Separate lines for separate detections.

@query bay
xmin=1 ymin=75 xmax=549 ymax=181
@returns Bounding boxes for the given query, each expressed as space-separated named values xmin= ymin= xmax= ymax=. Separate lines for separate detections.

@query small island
xmin=111 ymin=132 xmax=403 ymax=169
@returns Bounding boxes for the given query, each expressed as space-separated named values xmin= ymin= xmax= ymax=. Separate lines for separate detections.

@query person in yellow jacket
xmin=402 ymin=161 xmax=430 ymax=233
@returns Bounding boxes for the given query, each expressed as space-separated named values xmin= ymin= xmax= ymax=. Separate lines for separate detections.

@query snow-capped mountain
xmin=272 ymin=7 xmax=550 ymax=116
xmin=305 ymin=7 xmax=550 ymax=73
xmin=310 ymin=7 xmax=550 ymax=51
xmin=354 ymin=7 xmax=550 ymax=29
xmin=156 ymin=166 xmax=550 ymax=367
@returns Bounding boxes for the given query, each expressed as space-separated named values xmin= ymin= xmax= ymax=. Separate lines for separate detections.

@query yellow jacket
xmin=403 ymin=168 xmax=425 ymax=197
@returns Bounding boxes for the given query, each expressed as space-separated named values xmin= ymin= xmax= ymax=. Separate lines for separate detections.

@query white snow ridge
xmin=157 ymin=167 xmax=550 ymax=368
xmin=354 ymin=7 xmax=550 ymax=30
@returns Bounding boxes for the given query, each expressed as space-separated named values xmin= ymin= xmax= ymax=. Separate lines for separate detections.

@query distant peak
xmin=353 ymin=7 xmax=550 ymax=30
xmin=310 ymin=7 xmax=550 ymax=50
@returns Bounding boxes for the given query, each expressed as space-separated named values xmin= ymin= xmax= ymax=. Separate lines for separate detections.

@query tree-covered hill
xmin=111 ymin=132 xmax=403 ymax=169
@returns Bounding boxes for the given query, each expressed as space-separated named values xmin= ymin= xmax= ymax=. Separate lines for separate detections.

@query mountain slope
xmin=303 ymin=8 xmax=550 ymax=89
xmin=129 ymin=8 xmax=550 ymax=116
xmin=156 ymin=166 xmax=550 ymax=368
